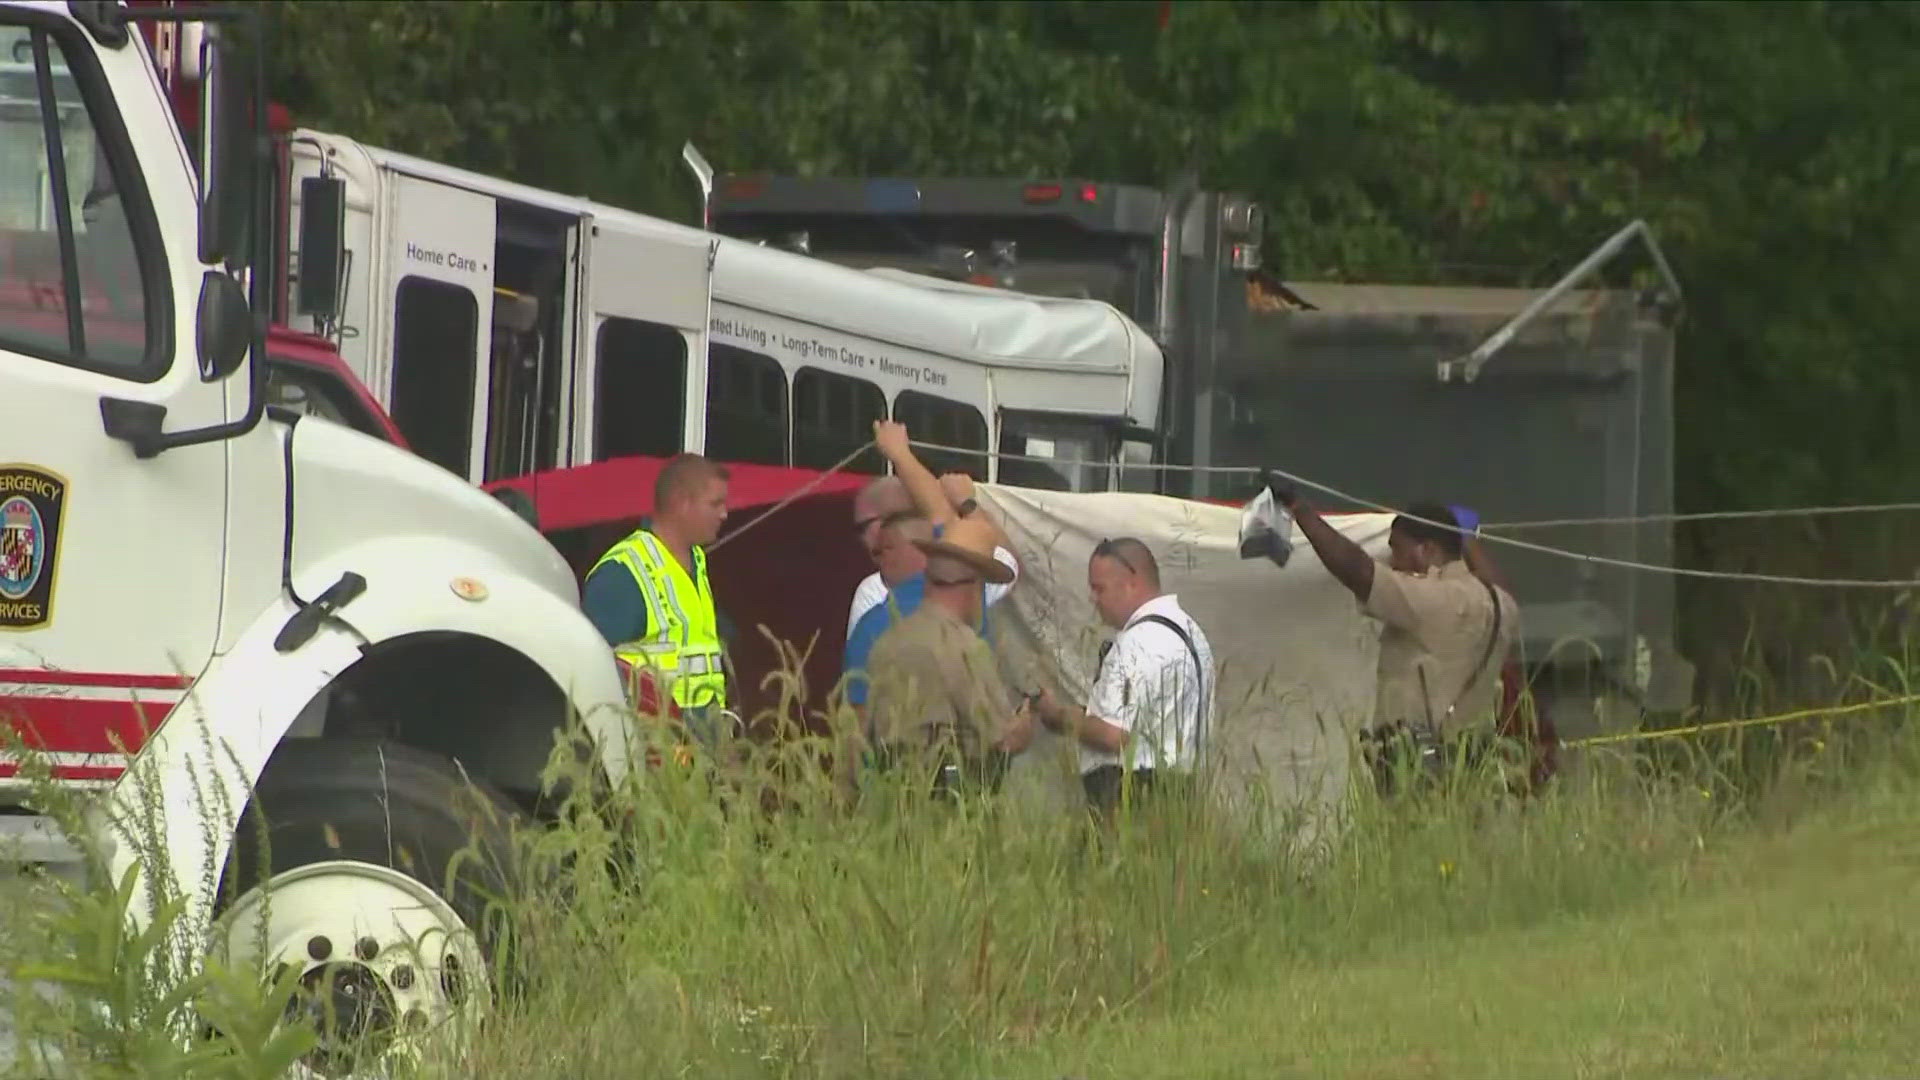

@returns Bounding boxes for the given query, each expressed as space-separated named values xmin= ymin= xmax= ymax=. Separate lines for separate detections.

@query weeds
xmin=5 ymin=630 xmax=1920 ymax=1079
xmin=0 ymin=721 xmax=317 ymax=1079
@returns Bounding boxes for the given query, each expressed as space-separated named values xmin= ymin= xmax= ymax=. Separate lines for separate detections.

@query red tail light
xmin=723 ymin=176 xmax=766 ymax=200
xmin=1022 ymin=183 xmax=1063 ymax=204
xmin=1079 ymin=183 xmax=1099 ymax=203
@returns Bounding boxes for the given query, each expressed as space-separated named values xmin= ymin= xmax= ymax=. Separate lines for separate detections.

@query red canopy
xmin=489 ymin=455 xmax=874 ymax=535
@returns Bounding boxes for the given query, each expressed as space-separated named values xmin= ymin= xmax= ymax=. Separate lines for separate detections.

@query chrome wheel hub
xmin=219 ymin=860 xmax=489 ymax=1077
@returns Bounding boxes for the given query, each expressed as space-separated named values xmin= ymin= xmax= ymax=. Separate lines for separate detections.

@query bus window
xmin=794 ymin=367 xmax=885 ymax=474
xmin=996 ymin=411 xmax=1113 ymax=492
xmin=892 ymin=390 xmax=988 ymax=480
xmin=390 ymin=275 xmax=478 ymax=477
xmin=594 ymin=317 xmax=686 ymax=461
xmin=706 ymin=344 xmax=789 ymax=466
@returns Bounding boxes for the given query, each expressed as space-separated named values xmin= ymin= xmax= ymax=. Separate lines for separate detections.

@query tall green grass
xmin=1 ymin=725 xmax=318 ymax=1078
xmin=6 ymin=626 xmax=1920 ymax=1078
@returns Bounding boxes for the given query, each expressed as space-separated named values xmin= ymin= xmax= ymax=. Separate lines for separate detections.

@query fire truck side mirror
xmin=194 ymin=26 xmax=252 ymax=270
xmin=296 ymin=176 xmax=346 ymax=319
xmin=196 ymin=269 xmax=250 ymax=381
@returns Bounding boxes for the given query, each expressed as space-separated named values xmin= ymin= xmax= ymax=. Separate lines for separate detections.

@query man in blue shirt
xmin=842 ymin=420 xmax=1020 ymax=708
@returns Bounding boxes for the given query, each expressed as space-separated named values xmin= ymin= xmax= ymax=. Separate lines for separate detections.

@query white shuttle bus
xmin=281 ymin=132 xmax=1166 ymax=491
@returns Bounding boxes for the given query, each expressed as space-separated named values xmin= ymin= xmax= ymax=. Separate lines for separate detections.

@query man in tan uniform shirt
xmin=1268 ymin=477 xmax=1519 ymax=743
xmin=862 ymin=516 xmax=1035 ymax=795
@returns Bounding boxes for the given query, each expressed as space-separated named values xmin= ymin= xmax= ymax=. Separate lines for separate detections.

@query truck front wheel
xmin=218 ymin=739 xmax=526 ymax=1075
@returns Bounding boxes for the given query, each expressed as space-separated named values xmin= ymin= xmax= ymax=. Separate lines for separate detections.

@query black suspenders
xmin=1098 ymin=613 xmax=1209 ymax=757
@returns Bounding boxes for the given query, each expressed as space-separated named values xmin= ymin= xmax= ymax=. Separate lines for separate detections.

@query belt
xmin=1361 ymin=724 xmax=1497 ymax=797
xmin=631 ymin=648 xmax=722 ymax=676
xmin=864 ymin=744 xmax=1010 ymax=797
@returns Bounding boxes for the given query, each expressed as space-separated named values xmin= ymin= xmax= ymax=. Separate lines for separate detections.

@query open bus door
xmin=382 ymin=173 xmax=496 ymax=480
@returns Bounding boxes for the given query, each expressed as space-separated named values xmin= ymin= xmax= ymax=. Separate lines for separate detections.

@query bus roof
xmin=709 ymin=174 xmax=1171 ymax=238
xmin=296 ymin=131 xmax=1165 ymax=382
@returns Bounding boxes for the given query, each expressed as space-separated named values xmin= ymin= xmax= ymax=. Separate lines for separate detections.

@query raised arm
xmin=873 ymin=420 xmax=955 ymax=527
xmin=1449 ymin=504 xmax=1508 ymax=592
xmin=939 ymin=471 xmax=1013 ymax=553
xmin=1265 ymin=473 xmax=1375 ymax=600
xmin=1464 ymin=536 xmax=1508 ymax=592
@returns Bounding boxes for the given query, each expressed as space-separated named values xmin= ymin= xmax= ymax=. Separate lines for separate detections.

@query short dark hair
xmin=654 ymin=453 xmax=729 ymax=511
xmin=1091 ymin=536 xmax=1161 ymax=589
xmin=1391 ymin=501 xmax=1464 ymax=558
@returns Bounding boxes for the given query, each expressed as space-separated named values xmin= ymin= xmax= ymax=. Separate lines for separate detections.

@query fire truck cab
xmin=1 ymin=3 xmax=631 ymax=1066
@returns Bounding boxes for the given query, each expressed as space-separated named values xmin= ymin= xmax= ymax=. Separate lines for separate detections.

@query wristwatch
xmin=955 ymin=497 xmax=979 ymax=518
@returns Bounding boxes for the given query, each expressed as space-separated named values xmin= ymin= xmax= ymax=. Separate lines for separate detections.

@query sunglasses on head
xmin=1092 ymin=538 xmax=1138 ymax=576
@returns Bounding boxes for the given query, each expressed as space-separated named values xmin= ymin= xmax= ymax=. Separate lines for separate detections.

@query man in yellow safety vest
xmin=583 ymin=453 xmax=733 ymax=737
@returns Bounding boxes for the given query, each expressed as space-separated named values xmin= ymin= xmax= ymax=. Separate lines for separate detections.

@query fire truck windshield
xmin=0 ymin=39 xmax=100 ymax=232
xmin=0 ymin=27 xmax=148 ymax=371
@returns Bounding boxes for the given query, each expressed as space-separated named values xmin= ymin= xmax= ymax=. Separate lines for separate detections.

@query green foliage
xmin=0 ymin=725 xmax=316 ymax=1079
xmin=261 ymin=0 xmax=1920 ymax=516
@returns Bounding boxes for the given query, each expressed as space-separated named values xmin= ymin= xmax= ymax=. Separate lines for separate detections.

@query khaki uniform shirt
xmin=865 ymin=602 xmax=1015 ymax=763
xmin=1364 ymin=560 xmax=1519 ymax=738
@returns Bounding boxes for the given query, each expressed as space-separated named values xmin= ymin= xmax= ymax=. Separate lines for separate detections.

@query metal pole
xmin=682 ymin=141 xmax=714 ymax=231
xmin=1156 ymin=175 xmax=1197 ymax=347
xmin=1439 ymin=219 xmax=1683 ymax=384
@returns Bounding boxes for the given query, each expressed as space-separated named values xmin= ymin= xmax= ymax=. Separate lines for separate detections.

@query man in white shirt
xmin=1036 ymin=537 xmax=1214 ymax=816
xmin=847 ymin=475 xmax=914 ymax=636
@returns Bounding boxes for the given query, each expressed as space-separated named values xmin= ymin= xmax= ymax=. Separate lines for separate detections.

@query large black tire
xmin=223 ymin=738 xmax=526 ymax=936
xmin=216 ymin=739 xmax=531 ymax=1072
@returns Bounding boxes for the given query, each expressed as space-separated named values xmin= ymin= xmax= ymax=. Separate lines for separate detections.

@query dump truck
xmin=705 ymin=171 xmax=1696 ymax=734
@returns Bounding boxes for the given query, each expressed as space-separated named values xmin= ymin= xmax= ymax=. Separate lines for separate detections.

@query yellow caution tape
xmin=1564 ymin=693 xmax=1920 ymax=749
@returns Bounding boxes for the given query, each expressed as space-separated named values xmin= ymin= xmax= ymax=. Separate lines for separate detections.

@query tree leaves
xmin=264 ymin=0 xmax=1920 ymax=511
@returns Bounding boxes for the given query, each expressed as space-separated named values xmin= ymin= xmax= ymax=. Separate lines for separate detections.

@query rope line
xmin=1563 ymin=693 xmax=1920 ymax=748
xmin=1488 ymin=502 xmax=1920 ymax=532
xmin=707 ymin=442 xmax=877 ymax=554
xmin=1251 ymin=463 xmax=1920 ymax=590
xmin=910 ymin=440 xmax=1920 ymax=533
xmin=906 ymin=438 xmax=1920 ymax=589
xmin=721 ymin=437 xmax=1920 ymax=590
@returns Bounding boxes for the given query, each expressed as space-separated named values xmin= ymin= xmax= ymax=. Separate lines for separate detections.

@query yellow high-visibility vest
xmin=589 ymin=528 xmax=726 ymax=712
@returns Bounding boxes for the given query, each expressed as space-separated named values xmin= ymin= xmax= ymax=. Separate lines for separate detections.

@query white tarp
xmin=976 ymin=484 xmax=1397 ymax=834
